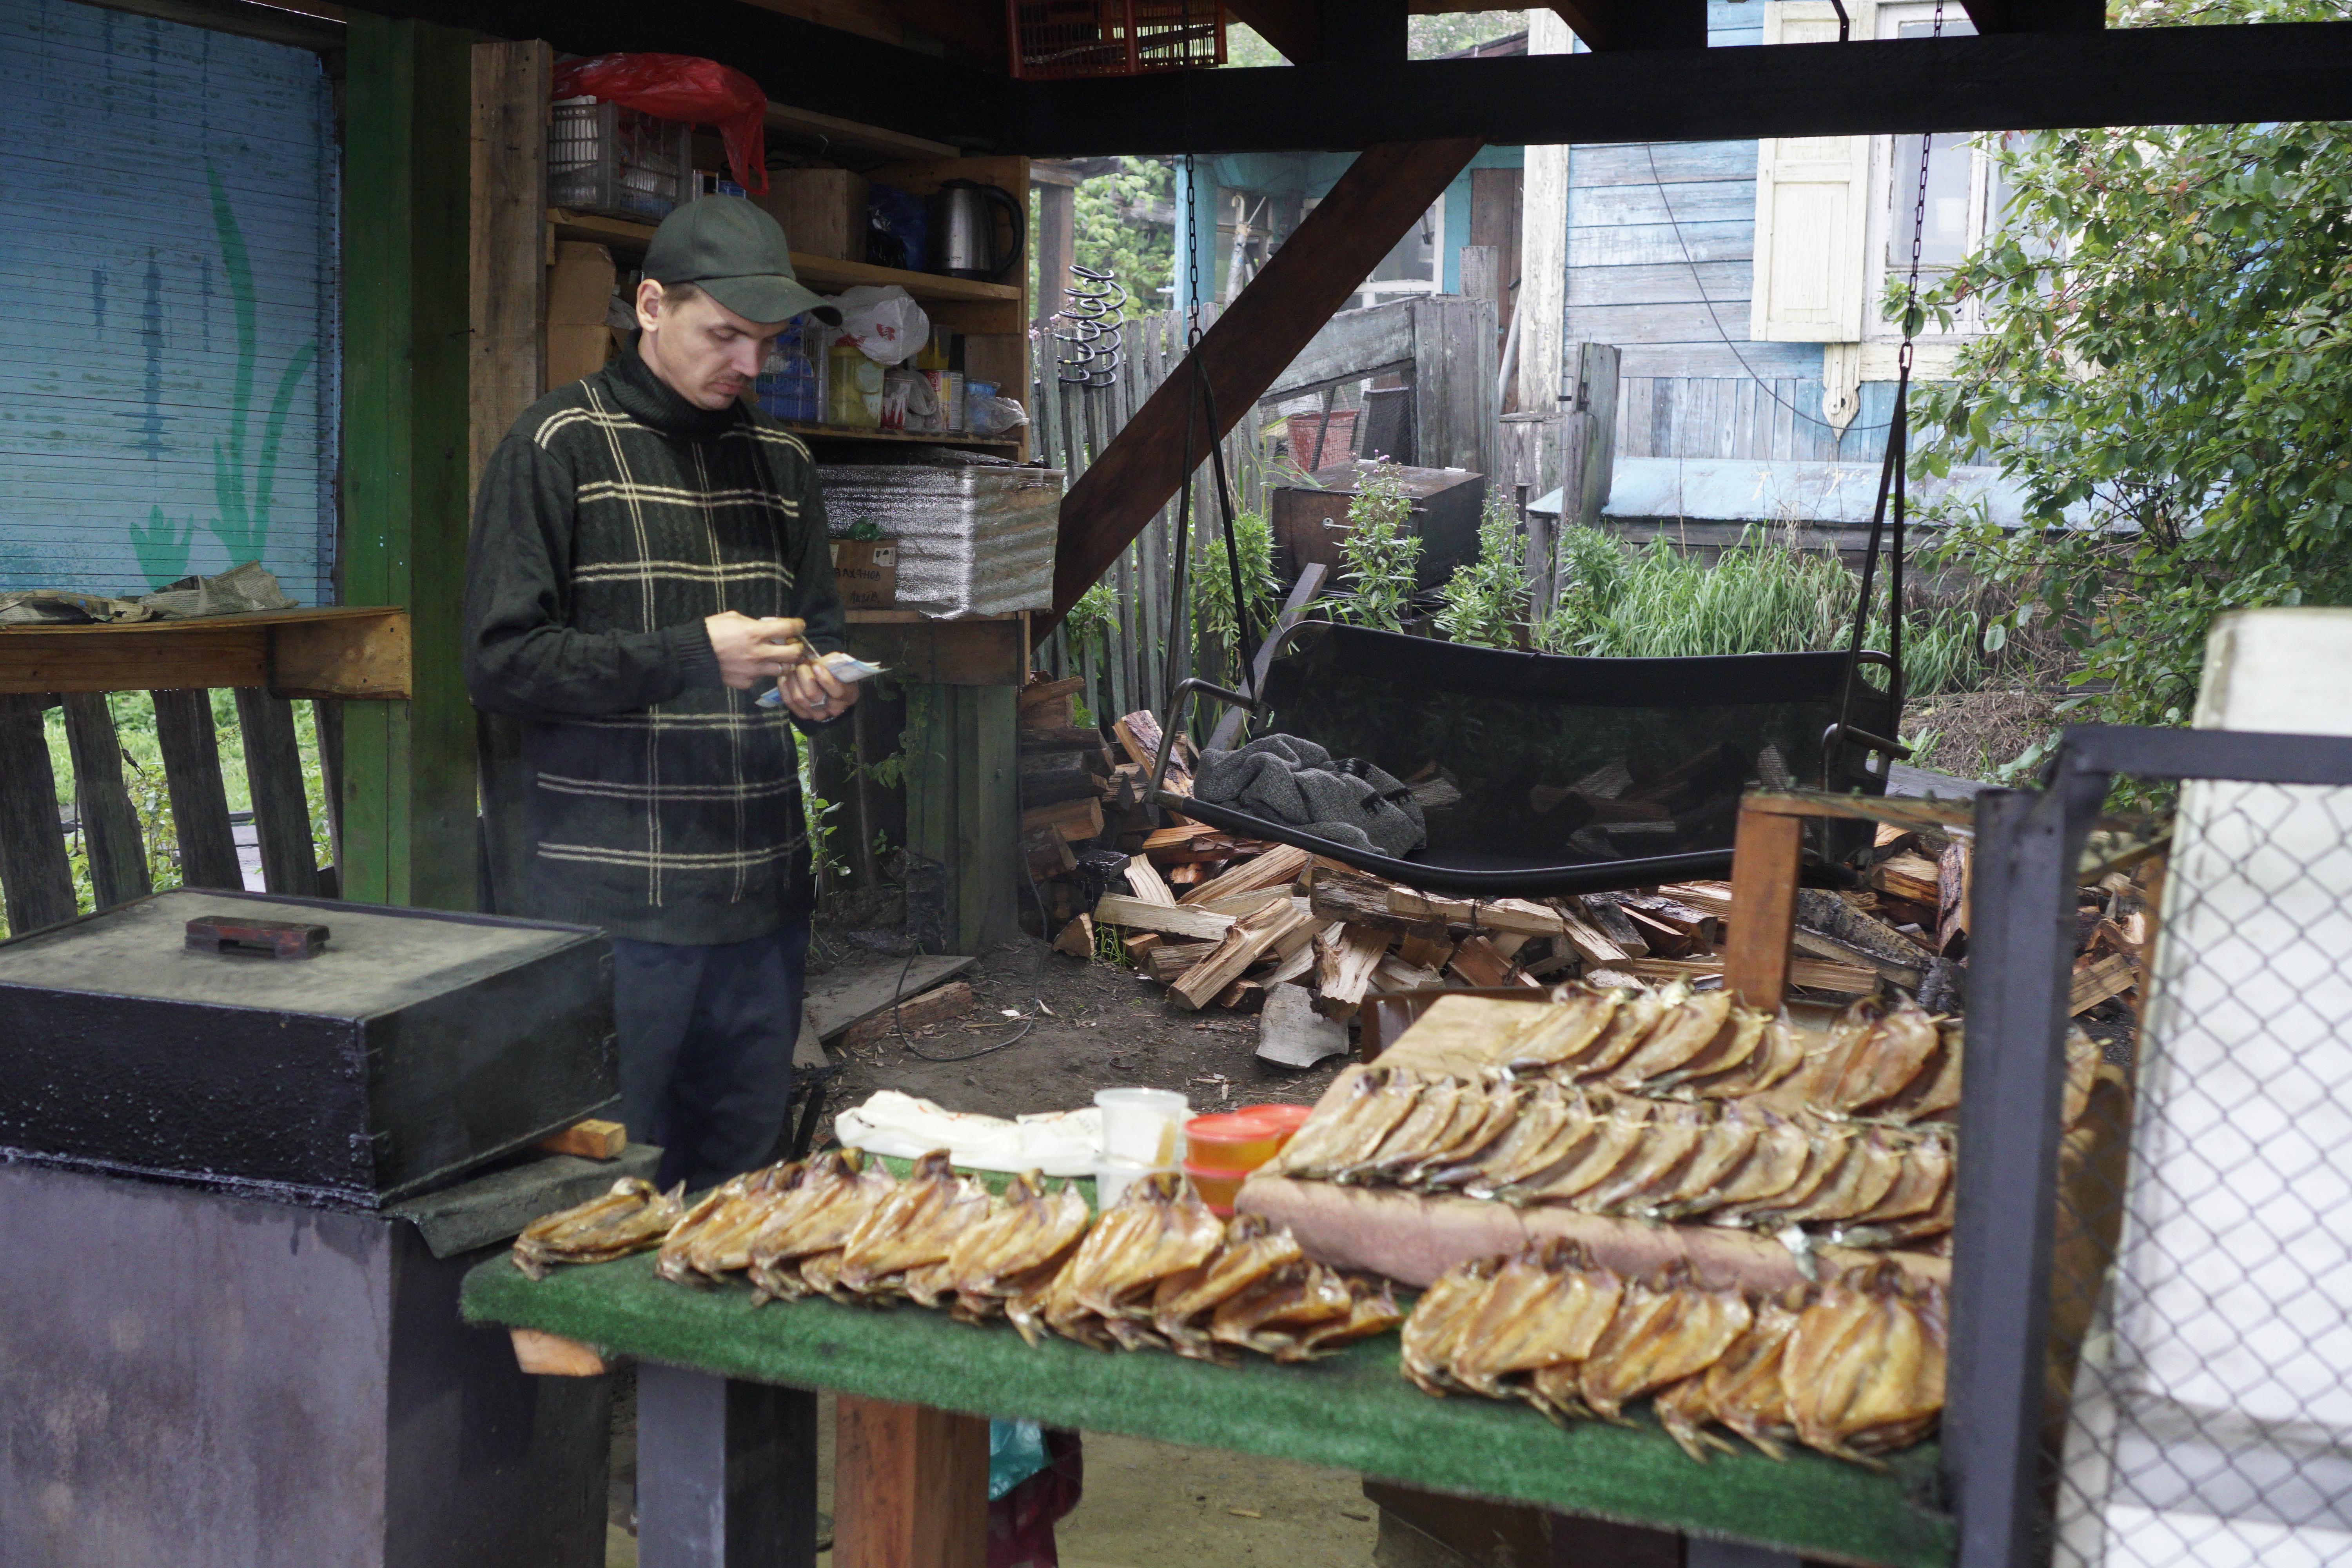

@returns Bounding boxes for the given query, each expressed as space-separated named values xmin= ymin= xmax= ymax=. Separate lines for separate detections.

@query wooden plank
xmin=1044 ymin=140 xmax=1484 ymax=633
xmin=1448 ymin=934 xmax=1534 ymax=989
xmin=841 ymin=981 xmax=977 ymax=1047
xmin=1092 ymin=895 xmax=1232 ymax=943
xmin=468 ymin=39 xmax=549 ymax=492
xmin=60 ymin=694 xmax=151 ymax=911
xmin=1722 ymin=805 xmax=1804 ymax=1011
xmin=537 ymin=1118 xmax=626 ymax=1160
xmin=234 ymin=689 xmax=321 ymax=898
xmin=0 ymin=694 xmax=76 ymax=935
xmin=2070 ymin=953 xmax=2138 ymax=1016
xmin=834 ymin=1397 xmax=988 ymax=1568
xmin=805 ymin=955 xmax=980 ymax=1039
xmin=0 ymin=608 xmax=412 ymax=700
xmin=1742 ymin=789 xmax=1978 ymax=834
xmin=151 ymin=690 xmax=241 ymax=891
xmin=1258 ymin=298 xmax=1418 ymax=404
xmin=343 ymin=14 xmax=479 ymax=912
xmin=958 ymin=685 xmax=1020 ymax=951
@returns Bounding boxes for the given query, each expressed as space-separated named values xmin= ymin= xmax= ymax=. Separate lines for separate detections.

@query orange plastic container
xmin=1185 ymin=1112 xmax=1288 ymax=1172
xmin=1235 ymin=1103 xmax=1309 ymax=1136
xmin=1183 ymin=1160 xmax=1247 ymax=1215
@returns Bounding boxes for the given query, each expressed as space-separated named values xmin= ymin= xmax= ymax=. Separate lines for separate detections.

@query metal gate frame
xmin=1945 ymin=723 xmax=2352 ymax=1568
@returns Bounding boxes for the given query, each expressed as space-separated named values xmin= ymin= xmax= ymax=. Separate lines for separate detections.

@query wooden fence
xmin=1028 ymin=305 xmax=1284 ymax=729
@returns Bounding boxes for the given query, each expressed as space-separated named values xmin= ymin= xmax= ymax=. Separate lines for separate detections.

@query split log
xmin=1092 ymin=895 xmax=1233 ymax=942
xmin=1054 ymin=915 xmax=1096 ymax=958
xmin=1197 ymin=888 xmax=1298 ymax=920
xmin=1387 ymin=888 xmax=1565 ymax=937
xmin=1938 ymin=841 xmax=1971 ymax=956
xmin=1552 ymin=900 xmax=1631 ymax=967
xmin=1123 ymin=931 xmax=1163 ymax=962
xmin=1618 ymin=956 xmax=1877 ymax=995
xmin=1167 ymin=864 xmax=1207 ymax=885
xmin=1171 ymin=901 xmax=1318 ymax=1011
xmin=1124 ymin=853 xmax=1178 ymax=906
xmin=1018 ymin=750 xmax=1100 ymax=806
xmin=1313 ymin=924 xmax=1393 ymax=1019
xmin=1373 ymin=955 xmax=1445 ymax=992
xmin=1180 ymin=843 xmax=1312 ymax=907
xmin=1024 ymin=796 xmax=1104 ymax=844
xmin=1256 ymin=983 xmax=1350 ymax=1069
xmin=537 ymin=1119 xmax=626 ymax=1160
xmin=1653 ymin=880 xmax=1735 ymax=920
xmin=1149 ymin=941 xmax=1219 ymax=984
xmin=1396 ymin=930 xmax=1456 ymax=972
xmin=2070 ymin=953 xmax=2138 ymax=1016
xmin=1872 ymin=851 xmax=1943 ymax=906
xmin=1215 ymin=979 xmax=1268 ymax=1013
xmin=1448 ymin=935 xmax=1535 ymax=989
xmin=1023 ymin=828 xmax=1078 ymax=878
xmin=1307 ymin=871 xmax=1446 ymax=939
xmin=1575 ymin=896 xmax=1650 ymax=957
xmin=1018 ymin=674 xmax=1085 ymax=723
xmin=1260 ymin=928 xmax=1331 ymax=987
xmin=840 ymin=982 xmax=976 ymax=1047
xmin=1114 ymin=711 xmax=1183 ymax=777
xmin=1621 ymin=904 xmax=1696 ymax=957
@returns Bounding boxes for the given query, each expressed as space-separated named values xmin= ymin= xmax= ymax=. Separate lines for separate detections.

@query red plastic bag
xmin=553 ymin=53 xmax=768 ymax=197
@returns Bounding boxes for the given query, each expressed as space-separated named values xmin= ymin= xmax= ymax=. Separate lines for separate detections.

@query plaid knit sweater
xmin=463 ymin=342 xmax=846 ymax=945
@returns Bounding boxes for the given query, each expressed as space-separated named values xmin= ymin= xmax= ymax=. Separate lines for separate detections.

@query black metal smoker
xmin=0 ymin=887 xmax=631 ymax=1568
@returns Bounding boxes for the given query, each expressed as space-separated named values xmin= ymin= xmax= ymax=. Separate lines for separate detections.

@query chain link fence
xmin=1948 ymin=727 xmax=2352 ymax=1568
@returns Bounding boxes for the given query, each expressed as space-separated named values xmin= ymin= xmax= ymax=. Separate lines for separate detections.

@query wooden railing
xmin=0 ymin=607 xmax=410 ymax=936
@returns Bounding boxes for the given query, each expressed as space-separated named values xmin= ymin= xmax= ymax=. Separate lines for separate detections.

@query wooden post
xmin=340 ymin=14 xmax=480 ymax=912
xmin=1517 ymin=13 xmax=1573 ymax=417
xmin=60 ymin=693 xmax=152 ymax=910
xmin=234 ymin=690 xmax=321 ymax=898
xmin=0 ymin=694 xmax=76 ymax=934
xmin=152 ymin=689 xmax=241 ymax=891
xmin=1032 ymin=173 xmax=1076 ymax=333
xmin=1044 ymin=139 xmax=1483 ymax=634
xmin=833 ymin=1397 xmax=987 ymax=1568
xmin=905 ymin=684 xmax=1020 ymax=954
xmin=1722 ymin=803 xmax=1804 ymax=1011
xmin=469 ymin=38 xmax=552 ymax=916
xmin=1571 ymin=341 xmax=1621 ymax=532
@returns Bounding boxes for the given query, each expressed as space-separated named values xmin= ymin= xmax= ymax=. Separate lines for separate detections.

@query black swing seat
xmin=1161 ymin=622 xmax=1900 ymax=897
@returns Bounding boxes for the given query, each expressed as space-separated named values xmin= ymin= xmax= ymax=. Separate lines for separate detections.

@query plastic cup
xmin=1095 ymin=1087 xmax=1189 ymax=1166
xmin=1184 ymin=1112 xmax=1287 ymax=1173
xmin=1182 ymin=1160 xmax=1249 ymax=1216
xmin=1095 ymin=1158 xmax=1179 ymax=1210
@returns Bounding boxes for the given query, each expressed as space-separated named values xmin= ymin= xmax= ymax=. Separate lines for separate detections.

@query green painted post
xmin=339 ymin=14 xmax=478 ymax=911
xmin=903 ymin=683 xmax=959 ymax=949
xmin=961 ymin=686 xmax=1019 ymax=950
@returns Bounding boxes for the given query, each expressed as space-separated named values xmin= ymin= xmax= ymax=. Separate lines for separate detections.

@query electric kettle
xmin=927 ymin=179 xmax=1025 ymax=282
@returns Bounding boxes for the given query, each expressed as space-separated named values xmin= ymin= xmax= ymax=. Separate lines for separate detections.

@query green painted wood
xmin=339 ymin=13 xmax=478 ymax=912
xmin=902 ymin=682 xmax=958 ymax=953
xmin=460 ymin=1252 xmax=1955 ymax=1568
xmin=60 ymin=694 xmax=151 ymax=910
xmin=0 ymin=695 xmax=76 ymax=935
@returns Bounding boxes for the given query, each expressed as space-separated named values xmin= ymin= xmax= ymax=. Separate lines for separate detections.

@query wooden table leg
xmin=636 ymin=1364 xmax=818 ymax=1568
xmin=1723 ymin=804 xmax=1804 ymax=1012
xmin=833 ymin=1396 xmax=988 ymax=1568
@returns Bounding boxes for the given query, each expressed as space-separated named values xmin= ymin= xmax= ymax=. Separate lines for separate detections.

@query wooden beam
xmin=341 ymin=14 xmax=479 ymax=913
xmin=0 ymin=609 xmax=412 ymax=700
xmin=834 ymin=1397 xmax=987 ymax=1568
xmin=1328 ymin=0 xmax=1407 ymax=63
xmin=1010 ymin=23 xmax=2352 ymax=154
xmin=0 ymin=695 xmax=76 ymax=935
xmin=1548 ymin=0 xmax=1706 ymax=50
xmin=152 ymin=690 xmax=243 ymax=892
xmin=1225 ymin=0 xmax=1320 ymax=61
xmin=60 ymin=694 xmax=152 ymax=911
xmin=1042 ymin=139 xmax=1481 ymax=631
xmin=468 ymin=39 xmax=548 ymax=494
xmin=1960 ymin=0 xmax=2105 ymax=33
xmin=1722 ymin=805 xmax=1804 ymax=1013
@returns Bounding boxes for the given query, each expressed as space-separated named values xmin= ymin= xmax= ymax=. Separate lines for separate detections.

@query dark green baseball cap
xmin=645 ymin=196 xmax=842 ymax=327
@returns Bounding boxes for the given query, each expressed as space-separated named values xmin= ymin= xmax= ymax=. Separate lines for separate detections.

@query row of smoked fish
xmin=514 ymin=1151 xmax=1399 ymax=1364
xmin=1405 ymin=1242 xmax=1947 ymax=1468
xmin=1266 ymin=987 xmax=2100 ymax=1249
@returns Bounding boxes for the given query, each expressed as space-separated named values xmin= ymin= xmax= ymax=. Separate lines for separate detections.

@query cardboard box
xmin=829 ymin=538 xmax=898 ymax=609
xmin=547 ymin=241 xmax=616 ymax=326
xmin=756 ymin=168 xmax=869 ymax=262
xmin=548 ymin=324 xmax=615 ymax=388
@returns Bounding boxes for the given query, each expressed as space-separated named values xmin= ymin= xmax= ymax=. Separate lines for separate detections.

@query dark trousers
xmin=611 ymin=920 xmax=809 ymax=1192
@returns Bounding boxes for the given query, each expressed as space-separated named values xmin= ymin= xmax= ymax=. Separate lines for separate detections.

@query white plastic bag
xmin=968 ymin=394 xmax=1029 ymax=436
xmin=826 ymin=285 xmax=930 ymax=367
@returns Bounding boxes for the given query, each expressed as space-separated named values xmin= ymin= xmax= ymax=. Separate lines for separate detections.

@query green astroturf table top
xmin=461 ymin=1252 xmax=1954 ymax=1567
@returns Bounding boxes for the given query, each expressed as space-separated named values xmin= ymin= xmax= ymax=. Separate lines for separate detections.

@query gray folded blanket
xmin=1192 ymin=735 xmax=1427 ymax=858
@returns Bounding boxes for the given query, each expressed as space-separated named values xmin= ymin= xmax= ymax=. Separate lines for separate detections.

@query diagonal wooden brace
xmin=1039 ymin=138 xmax=1483 ymax=636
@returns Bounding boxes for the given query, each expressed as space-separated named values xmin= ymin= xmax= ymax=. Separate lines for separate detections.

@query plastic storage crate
xmin=1008 ymin=0 xmax=1225 ymax=80
xmin=548 ymin=98 xmax=693 ymax=221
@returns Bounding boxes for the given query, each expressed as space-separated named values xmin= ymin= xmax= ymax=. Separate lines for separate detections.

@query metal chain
xmin=1183 ymin=151 xmax=1204 ymax=346
xmin=1896 ymin=0 xmax=1945 ymax=375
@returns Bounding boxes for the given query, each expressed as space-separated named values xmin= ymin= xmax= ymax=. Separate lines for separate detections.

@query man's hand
xmin=706 ymin=612 xmax=808 ymax=690
xmin=779 ymin=654 xmax=859 ymax=723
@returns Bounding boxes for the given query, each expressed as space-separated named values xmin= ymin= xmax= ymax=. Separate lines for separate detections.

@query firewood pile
xmin=1038 ymin=729 xmax=2163 ymax=1056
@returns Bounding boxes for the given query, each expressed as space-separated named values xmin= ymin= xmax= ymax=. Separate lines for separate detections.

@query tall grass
xmin=1534 ymin=526 xmax=1987 ymax=697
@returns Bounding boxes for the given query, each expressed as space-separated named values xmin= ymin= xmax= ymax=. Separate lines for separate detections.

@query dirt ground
xmin=810 ymin=930 xmax=1354 ymax=1132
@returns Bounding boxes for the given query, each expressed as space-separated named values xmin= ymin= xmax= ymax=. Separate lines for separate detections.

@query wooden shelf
xmin=780 ymin=422 xmax=1018 ymax=450
xmin=0 ymin=607 xmax=412 ymax=700
xmin=547 ymin=209 xmax=1022 ymax=307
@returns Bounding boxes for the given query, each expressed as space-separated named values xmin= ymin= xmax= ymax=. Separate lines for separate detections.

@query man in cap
xmin=465 ymin=197 xmax=858 ymax=1191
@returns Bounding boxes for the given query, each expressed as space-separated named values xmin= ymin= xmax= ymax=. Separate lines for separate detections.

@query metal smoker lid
xmin=0 ymin=888 xmax=595 ymax=1019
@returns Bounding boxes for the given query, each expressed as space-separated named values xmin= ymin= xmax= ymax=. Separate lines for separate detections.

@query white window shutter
xmin=1751 ymin=2 xmax=1875 ymax=343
